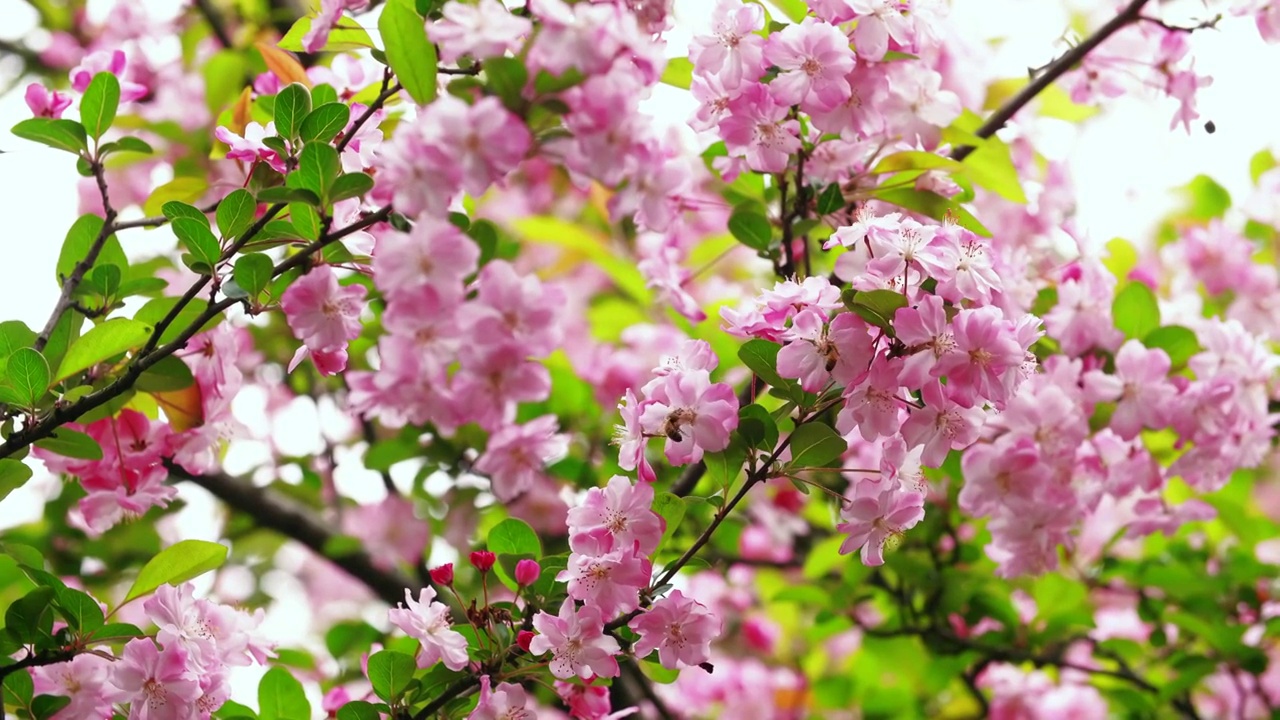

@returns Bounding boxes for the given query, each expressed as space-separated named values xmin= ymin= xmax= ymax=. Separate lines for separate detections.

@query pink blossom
xmin=31 ymin=654 xmax=113 ymax=720
xmin=900 ymin=381 xmax=986 ymax=466
xmin=78 ymin=464 xmax=178 ymax=536
xmin=460 ymin=260 xmax=565 ymax=357
xmin=933 ymin=224 xmax=1002 ymax=304
xmin=429 ymin=95 xmax=532 ymax=196
xmin=826 ymin=208 xmax=903 ymax=250
xmin=70 ymin=50 xmax=148 ymax=101
xmin=638 ymin=246 xmax=707 ymax=322
xmin=866 ymin=217 xmax=956 ymax=280
xmin=639 ymin=371 xmax=739 ymax=465
xmin=630 ymin=590 xmax=722 ymax=670
xmin=430 ymin=0 xmax=533 ymax=63
xmin=342 ymin=496 xmax=431 ymax=572
xmin=763 ymin=18 xmax=856 ymax=111
xmin=837 ymin=485 xmax=925 ymax=565
xmin=24 ymin=83 xmax=72 ymax=119
xmin=717 ymin=82 xmax=802 ymax=173
xmin=107 ymin=639 xmax=201 ymax=720
xmin=373 ymin=215 xmax=477 ymax=303
xmin=1082 ymin=340 xmax=1177 ymax=440
xmin=840 ymin=354 xmax=907 ymax=441
xmin=893 ymin=294 xmax=958 ymax=388
xmin=474 ymin=416 xmax=570 ymax=502
xmin=302 ymin=0 xmax=370 ymax=52
xmin=690 ymin=0 xmax=766 ymax=88
xmin=1167 ymin=67 xmax=1213 ymax=133
xmin=559 ymin=545 xmax=652 ymax=615
xmin=848 ymin=0 xmax=914 ymax=60
xmin=958 ymin=436 xmax=1056 ymax=517
xmin=529 ymin=599 xmax=621 ymax=680
xmin=387 ymin=587 xmax=470 ymax=671
xmin=934 ymin=306 xmax=1025 ymax=407
xmin=280 ymin=266 xmax=366 ymax=354
xmin=777 ymin=309 xmax=875 ymax=393
xmin=614 ymin=390 xmax=657 ymax=483
xmin=567 ymin=474 xmax=664 ymax=556
xmin=469 ymin=675 xmax=531 ymax=720
xmin=214 ymin=122 xmax=288 ymax=174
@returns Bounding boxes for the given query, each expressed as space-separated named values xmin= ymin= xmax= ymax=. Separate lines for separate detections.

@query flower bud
xmin=469 ymin=550 xmax=497 ymax=573
xmin=514 ymin=559 xmax=541 ymax=587
xmin=429 ymin=563 xmax=454 ymax=586
xmin=516 ymin=630 xmax=535 ymax=652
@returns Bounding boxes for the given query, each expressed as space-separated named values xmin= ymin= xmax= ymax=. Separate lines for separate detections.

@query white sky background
xmin=0 ymin=0 xmax=1277 ymax=712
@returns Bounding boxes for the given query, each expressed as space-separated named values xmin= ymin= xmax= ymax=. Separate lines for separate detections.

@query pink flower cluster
xmin=614 ymin=340 xmax=740 ymax=480
xmin=387 ymin=586 xmax=470 ymax=671
xmin=31 ymin=582 xmax=272 ymax=720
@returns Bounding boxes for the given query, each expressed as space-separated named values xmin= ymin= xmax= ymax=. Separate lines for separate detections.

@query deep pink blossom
xmin=280 ymin=266 xmax=366 ymax=354
xmin=24 ymin=82 xmax=72 ymax=119
xmin=108 ymin=639 xmax=201 ymax=720
xmin=567 ymin=474 xmax=664 ymax=556
xmin=763 ymin=18 xmax=856 ymax=111
xmin=469 ymin=675 xmax=531 ymax=720
xmin=474 ymin=416 xmax=570 ymax=502
xmin=639 ymin=371 xmax=739 ymax=465
xmin=70 ymin=50 xmax=147 ymax=101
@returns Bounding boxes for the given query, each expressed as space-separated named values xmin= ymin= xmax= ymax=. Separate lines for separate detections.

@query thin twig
xmin=193 ymin=0 xmax=235 ymax=48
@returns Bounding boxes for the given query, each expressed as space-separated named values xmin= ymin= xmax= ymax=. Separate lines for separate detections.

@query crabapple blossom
xmin=690 ymin=0 xmax=766 ymax=88
xmin=474 ymin=416 xmax=570 ymax=501
xmin=836 ymin=485 xmax=926 ymax=566
xmin=763 ymin=18 xmax=856 ymax=112
xmin=301 ymin=0 xmax=370 ymax=52
xmin=529 ymin=599 xmax=621 ymax=680
xmin=567 ymin=474 xmax=664 ymax=556
xmin=638 ymin=370 xmax=739 ymax=465
xmin=387 ymin=587 xmax=470 ymax=671
xmin=107 ymin=639 xmax=201 ymax=720
xmin=469 ymin=675 xmax=531 ymax=720
xmin=631 ymin=590 xmax=722 ymax=669
xmin=24 ymin=83 xmax=72 ymax=119
xmin=430 ymin=0 xmax=533 ymax=64
xmin=559 ymin=544 xmax=652 ymax=615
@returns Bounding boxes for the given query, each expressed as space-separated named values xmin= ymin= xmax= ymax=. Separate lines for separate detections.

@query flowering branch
xmin=951 ymin=0 xmax=1152 ymax=160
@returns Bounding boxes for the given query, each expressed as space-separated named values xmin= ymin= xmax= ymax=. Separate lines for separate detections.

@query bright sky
xmin=0 ymin=0 xmax=1276 ymax=712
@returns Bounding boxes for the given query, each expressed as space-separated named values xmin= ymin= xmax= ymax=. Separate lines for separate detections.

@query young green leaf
xmin=329 ymin=172 xmax=374 ymax=203
xmin=367 ymin=650 xmax=416 ymax=702
xmin=274 ymin=83 xmax=312 ymax=141
xmin=293 ymin=142 xmax=341 ymax=201
xmin=233 ymin=253 xmax=275 ymax=298
xmin=11 ymin=118 xmax=88 ymax=155
xmin=279 ymin=15 xmax=375 ymax=52
xmin=379 ymin=0 xmax=438 ymax=105
xmin=34 ymin=428 xmax=103 ymax=461
xmin=54 ymin=318 xmax=153 ymax=383
xmin=216 ymin=188 xmax=257 ymax=240
xmin=258 ymin=666 xmax=311 ymax=720
xmin=485 ymin=56 xmax=528 ymax=109
xmin=171 ymin=217 xmax=222 ymax=273
xmin=849 ymin=289 xmax=908 ymax=332
xmin=0 ymin=459 xmax=34 ymax=503
xmin=79 ymin=72 xmax=121 ymax=141
xmin=258 ymin=187 xmax=321 ymax=205
xmin=299 ymin=102 xmax=352 ymax=144
xmin=56 ymin=214 xmax=127 ymax=284
xmin=1112 ymin=282 xmax=1160 ymax=341
xmin=787 ymin=422 xmax=848 ymax=470
xmin=6 ymin=348 xmax=50 ymax=407
xmin=1142 ymin=325 xmax=1201 ymax=368
xmin=122 ymin=539 xmax=229 ymax=605
xmin=488 ymin=518 xmax=542 ymax=559
xmin=727 ymin=206 xmax=772 ymax=251
xmin=54 ymin=586 xmax=105 ymax=632
xmin=161 ymin=201 xmax=210 ymax=226
xmin=738 ymin=339 xmax=787 ymax=389
xmin=136 ymin=355 xmax=196 ymax=392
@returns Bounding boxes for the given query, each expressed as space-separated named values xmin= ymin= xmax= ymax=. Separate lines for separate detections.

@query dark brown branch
xmin=167 ymin=463 xmax=415 ymax=606
xmin=193 ymin=0 xmax=235 ymax=49
xmin=950 ymin=0 xmax=1151 ymax=161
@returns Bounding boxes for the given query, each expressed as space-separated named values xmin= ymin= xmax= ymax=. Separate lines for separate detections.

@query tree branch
xmin=950 ymin=0 xmax=1152 ymax=161
xmin=167 ymin=463 xmax=415 ymax=607
xmin=193 ymin=0 xmax=235 ymax=49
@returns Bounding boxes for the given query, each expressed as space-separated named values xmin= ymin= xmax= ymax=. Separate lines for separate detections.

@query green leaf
xmin=872 ymin=188 xmax=991 ymax=237
xmin=660 ymin=57 xmax=693 ymax=89
xmin=85 ymin=622 xmax=145 ymax=644
xmin=738 ymin=339 xmax=787 ymax=389
xmin=2 ymin=665 xmax=33 ymax=706
xmin=815 ymin=183 xmax=845 ymax=215
xmin=329 ymin=172 xmax=374 ymax=203
xmin=109 ymin=136 xmax=154 ymax=155
xmin=727 ymin=206 xmax=772 ymax=251
xmin=89 ymin=264 xmax=121 ymax=298
xmin=367 ymin=650 xmax=416 ymax=702
xmin=121 ymin=539 xmax=229 ymax=605
xmin=488 ymin=518 xmax=542 ymax=559
xmin=5 ymin=348 xmax=49 ymax=407
xmin=258 ymin=187 xmax=320 ymax=205
xmin=1112 ymin=282 xmax=1160 ymax=341
xmin=56 ymin=214 xmax=126 ymax=284
xmin=279 ymin=15 xmax=375 ymax=51
xmin=162 ymin=201 xmax=210 ymax=226
xmin=293 ymin=142 xmax=341 ymax=201
xmin=485 ymin=56 xmax=528 ymax=109
xmin=652 ymin=492 xmax=685 ymax=553
xmin=40 ymin=312 xmax=83 ymax=382
xmin=1250 ymin=149 xmax=1277 ymax=185
xmin=34 ymin=428 xmax=103 ymax=460
xmin=299 ymin=103 xmax=351 ymax=144
xmin=1179 ymin=174 xmax=1231 ymax=220
xmin=1142 ymin=325 xmax=1201 ymax=369
xmin=31 ymin=695 xmax=71 ymax=720
xmin=871 ymin=150 xmax=962 ymax=176
xmin=203 ymin=50 xmax=249 ymax=116
xmin=512 ymin=217 xmax=650 ymax=303
xmin=54 ymin=318 xmax=153 ymax=383
xmin=786 ymin=422 xmax=847 ymax=470
xmin=705 ymin=434 xmax=747 ymax=489
xmin=173 ymin=217 xmax=222 ymax=273
xmin=144 ymin=176 xmax=209 ymax=218
xmin=258 ymin=666 xmax=310 ymax=720
xmin=0 ymin=459 xmax=33 ymax=503
xmin=79 ymin=72 xmax=121 ymax=141
xmin=274 ymin=83 xmax=312 ymax=141
xmin=737 ymin=404 xmax=778 ymax=451
xmin=5 ymin=586 xmax=55 ymax=644
xmin=0 ymin=321 xmax=35 ymax=367
xmin=136 ymin=355 xmax=197 ymax=392
xmin=217 ymin=189 xmax=257 ymax=240
xmin=233 ymin=254 xmax=275 ymax=298
xmin=1103 ymin=237 xmax=1137 ymax=281
xmin=290 ymin=203 xmax=321 ymax=239
xmin=336 ymin=702 xmax=382 ymax=720
xmin=849 ymin=289 xmax=908 ymax=332
xmin=379 ymin=0 xmax=438 ymax=105
xmin=769 ymin=0 xmax=808 ymax=21
xmin=11 ymin=117 xmax=88 ymax=155
xmin=958 ymin=135 xmax=1026 ymax=203
xmin=54 ymin=586 xmax=104 ymax=632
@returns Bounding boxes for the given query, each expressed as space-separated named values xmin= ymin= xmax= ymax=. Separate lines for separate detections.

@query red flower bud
xmin=469 ymin=550 xmax=497 ymax=573
xmin=514 ymin=558 xmax=541 ymax=587
xmin=516 ymin=630 xmax=535 ymax=652
xmin=429 ymin=563 xmax=454 ymax=586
